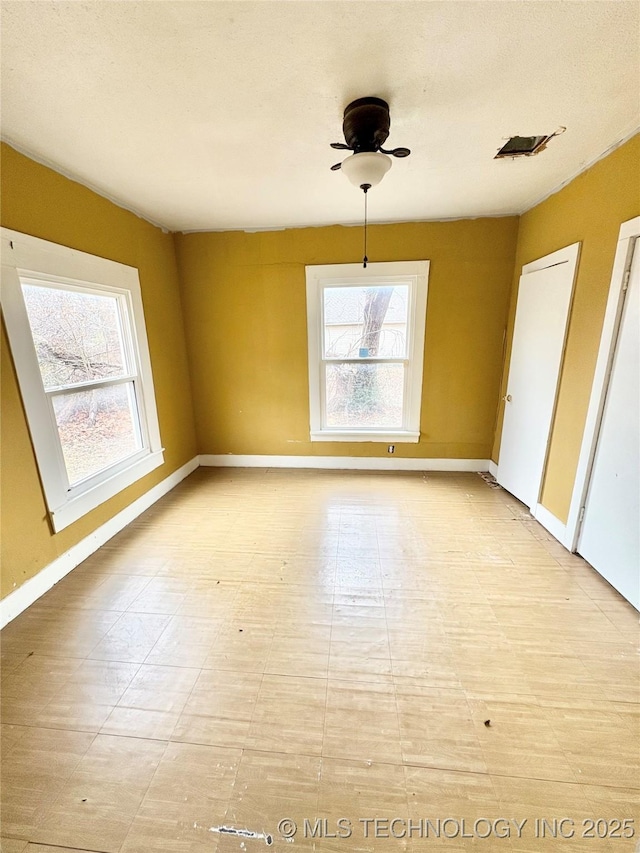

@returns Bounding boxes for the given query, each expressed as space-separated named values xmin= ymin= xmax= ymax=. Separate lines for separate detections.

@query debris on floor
xmin=477 ymin=471 xmax=501 ymax=489
xmin=198 ymin=824 xmax=274 ymax=845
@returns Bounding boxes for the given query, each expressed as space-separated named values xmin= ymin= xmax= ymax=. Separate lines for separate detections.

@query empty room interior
xmin=1 ymin=1 xmax=639 ymax=851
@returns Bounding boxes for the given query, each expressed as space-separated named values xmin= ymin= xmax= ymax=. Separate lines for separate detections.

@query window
xmin=1 ymin=228 xmax=163 ymax=531
xmin=305 ymin=261 xmax=429 ymax=442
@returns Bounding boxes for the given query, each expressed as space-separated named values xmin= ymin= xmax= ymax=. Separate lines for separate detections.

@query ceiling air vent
xmin=495 ymin=129 xmax=565 ymax=159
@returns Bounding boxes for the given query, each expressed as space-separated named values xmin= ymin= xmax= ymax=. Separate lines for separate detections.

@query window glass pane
xmin=52 ymin=382 xmax=142 ymax=485
xmin=21 ymin=282 xmax=128 ymax=388
xmin=323 ymin=284 xmax=409 ymax=358
xmin=325 ymin=362 xmax=404 ymax=428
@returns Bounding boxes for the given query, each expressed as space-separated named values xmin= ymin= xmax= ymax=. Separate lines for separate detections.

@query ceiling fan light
xmin=341 ymin=152 xmax=392 ymax=189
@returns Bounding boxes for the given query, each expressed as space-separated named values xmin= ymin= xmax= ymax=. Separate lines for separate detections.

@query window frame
xmin=1 ymin=228 xmax=164 ymax=532
xmin=305 ymin=260 xmax=429 ymax=442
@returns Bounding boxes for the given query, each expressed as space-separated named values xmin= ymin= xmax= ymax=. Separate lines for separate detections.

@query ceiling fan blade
xmin=330 ymin=162 xmax=342 ymax=171
xmin=379 ymin=146 xmax=411 ymax=158
xmin=330 ymin=142 xmax=351 ymax=150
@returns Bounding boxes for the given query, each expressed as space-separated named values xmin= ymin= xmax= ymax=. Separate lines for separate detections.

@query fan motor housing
xmin=342 ymin=97 xmax=391 ymax=153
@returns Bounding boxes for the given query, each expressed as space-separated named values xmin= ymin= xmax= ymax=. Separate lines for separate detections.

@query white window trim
xmin=1 ymin=228 xmax=164 ymax=532
xmin=305 ymin=260 xmax=429 ymax=443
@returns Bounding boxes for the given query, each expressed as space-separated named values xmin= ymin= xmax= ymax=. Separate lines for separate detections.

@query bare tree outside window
xmin=323 ymin=284 xmax=408 ymax=427
xmin=22 ymin=283 xmax=142 ymax=484
xmin=22 ymin=285 xmax=126 ymax=387
xmin=362 ymin=286 xmax=394 ymax=355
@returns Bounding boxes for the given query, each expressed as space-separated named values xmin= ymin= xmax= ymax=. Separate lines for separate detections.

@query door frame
xmin=497 ymin=242 xmax=580 ymax=516
xmin=563 ymin=216 xmax=640 ymax=551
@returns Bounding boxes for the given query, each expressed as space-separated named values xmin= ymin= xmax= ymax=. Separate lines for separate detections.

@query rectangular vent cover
xmin=495 ymin=135 xmax=551 ymax=158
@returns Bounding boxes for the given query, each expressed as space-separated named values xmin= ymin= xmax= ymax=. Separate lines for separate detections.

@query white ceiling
xmin=1 ymin=1 xmax=638 ymax=232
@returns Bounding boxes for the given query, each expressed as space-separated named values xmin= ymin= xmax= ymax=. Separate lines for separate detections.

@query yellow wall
xmin=175 ymin=218 xmax=518 ymax=460
xmin=492 ymin=134 xmax=640 ymax=522
xmin=1 ymin=144 xmax=197 ymax=599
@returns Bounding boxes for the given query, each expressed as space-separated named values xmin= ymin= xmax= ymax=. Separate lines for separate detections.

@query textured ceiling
xmin=1 ymin=1 xmax=638 ymax=231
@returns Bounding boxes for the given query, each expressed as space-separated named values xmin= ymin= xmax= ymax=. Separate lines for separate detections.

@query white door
xmin=497 ymin=248 xmax=578 ymax=509
xmin=578 ymin=242 xmax=639 ymax=608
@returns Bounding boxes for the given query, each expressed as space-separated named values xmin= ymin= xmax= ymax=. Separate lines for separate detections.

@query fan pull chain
xmin=362 ymin=184 xmax=370 ymax=268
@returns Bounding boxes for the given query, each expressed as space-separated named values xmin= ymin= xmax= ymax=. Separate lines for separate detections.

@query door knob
xmin=503 ymin=394 xmax=512 ymax=402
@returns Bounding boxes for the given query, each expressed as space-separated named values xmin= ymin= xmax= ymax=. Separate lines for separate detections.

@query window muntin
xmin=1 ymin=228 xmax=164 ymax=531
xmin=306 ymin=262 xmax=429 ymax=443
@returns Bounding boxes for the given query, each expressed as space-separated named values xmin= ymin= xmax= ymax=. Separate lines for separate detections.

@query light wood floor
xmin=1 ymin=469 xmax=638 ymax=852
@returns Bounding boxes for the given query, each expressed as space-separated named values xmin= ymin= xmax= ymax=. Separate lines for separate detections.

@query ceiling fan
xmin=330 ymin=96 xmax=411 ymax=189
xmin=329 ymin=96 xmax=411 ymax=267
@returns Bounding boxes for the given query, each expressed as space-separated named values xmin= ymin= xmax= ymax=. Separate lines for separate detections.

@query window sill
xmin=310 ymin=431 xmax=420 ymax=444
xmin=50 ymin=449 xmax=164 ymax=532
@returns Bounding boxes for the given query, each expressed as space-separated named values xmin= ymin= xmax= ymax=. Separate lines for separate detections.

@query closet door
xmin=497 ymin=249 xmax=577 ymax=509
xmin=578 ymin=242 xmax=639 ymax=608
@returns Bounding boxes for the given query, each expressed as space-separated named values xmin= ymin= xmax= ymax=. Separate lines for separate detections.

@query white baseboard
xmin=489 ymin=460 xmax=499 ymax=478
xmin=533 ymin=502 xmax=569 ymax=545
xmin=0 ymin=456 xmax=199 ymax=629
xmin=199 ymin=454 xmax=490 ymax=472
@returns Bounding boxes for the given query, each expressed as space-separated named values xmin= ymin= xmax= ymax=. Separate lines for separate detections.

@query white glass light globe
xmin=341 ymin=152 xmax=392 ymax=188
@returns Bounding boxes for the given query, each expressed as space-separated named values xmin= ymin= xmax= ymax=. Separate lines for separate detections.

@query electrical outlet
xmin=387 ymin=445 xmax=395 ymax=454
